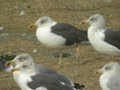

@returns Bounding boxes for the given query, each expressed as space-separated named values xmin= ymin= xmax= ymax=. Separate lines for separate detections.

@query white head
xmin=99 ymin=62 xmax=120 ymax=74
xmin=87 ymin=14 xmax=105 ymax=28
xmin=8 ymin=53 xmax=35 ymax=72
xmin=35 ymin=16 xmax=55 ymax=27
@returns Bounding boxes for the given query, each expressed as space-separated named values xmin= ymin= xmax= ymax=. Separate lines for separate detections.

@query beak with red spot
xmin=6 ymin=61 xmax=20 ymax=72
xmin=28 ymin=24 xmax=37 ymax=29
xmin=81 ymin=20 xmax=88 ymax=24
xmin=96 ymin=68 xmax=103 ymax=74
xmin=10 ymin=68 xmax=20 ymax=72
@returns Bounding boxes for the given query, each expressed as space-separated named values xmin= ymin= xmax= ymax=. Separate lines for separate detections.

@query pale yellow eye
xmin=22 ymin=65 xmax=28 ymax=68
xmin=40 ymin=19 xmax=47 ymax=24
xmin=90 ymin=18 xmax=95 ymax=21
xmin=18 ymin=57 xmax=26 ymax=62
xmin=105 ymin=66 xmax=111 ymax=70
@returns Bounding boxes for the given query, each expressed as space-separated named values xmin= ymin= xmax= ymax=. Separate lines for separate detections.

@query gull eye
xmin=18 ymin=57 xmax=27 ymax=62
xmin=105 ymin=66 xmax=111 ymax=70
xmin=22 ymin=65 xmax=28 ymax=68
xmin=90 ymin=18 xmax=95 ymax=21
xmin=41 ymin=19 xmax=47 ymax=24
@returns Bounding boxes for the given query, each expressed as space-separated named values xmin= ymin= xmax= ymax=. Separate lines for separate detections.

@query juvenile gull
xmin=81 ymin=14 xmax=120 ymax=56
xmin=98 ymin=62 xmax=120 ymax=90
xmin=7 ymin=53 xmax=85 ymax=90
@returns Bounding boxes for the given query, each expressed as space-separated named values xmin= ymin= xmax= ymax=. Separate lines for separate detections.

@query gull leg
xmin=75 ymin=44 xmax=80 ymax=59
xmin=58 ymin=53 xmax=63 ymax=65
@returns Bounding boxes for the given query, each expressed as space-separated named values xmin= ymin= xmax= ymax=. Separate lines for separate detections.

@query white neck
xmin=88 ymin=22 xmax=106 ymax=38
xmin=23 ymin=64 xmax=36 ymax=74
xmin=90 ymin=22 xmax=105 ymax=31
xmin=87 ymin=22 xmax=106 ymax=49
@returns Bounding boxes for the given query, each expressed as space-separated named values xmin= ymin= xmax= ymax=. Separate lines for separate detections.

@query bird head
xmin=81 ymin=14 xmax=105 ymax=28
xmin=6 ymin=53 xmax=34 ymax=72
xmin=28 ymin=16 xmax=54 ymax=29
xmin=98 ymin=62 xmax=120 ymax=74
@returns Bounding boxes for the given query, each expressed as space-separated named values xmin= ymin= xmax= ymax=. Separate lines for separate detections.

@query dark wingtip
xmin=74 ymin=83 xmax=85 ymax=89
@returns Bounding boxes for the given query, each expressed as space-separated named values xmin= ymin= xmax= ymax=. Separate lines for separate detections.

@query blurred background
xmin=0 ymin=0 xmax=120 ymax=90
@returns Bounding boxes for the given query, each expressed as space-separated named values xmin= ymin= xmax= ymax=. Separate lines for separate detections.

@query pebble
xmin=0 ymin=26 xmax=4 ymax=31
xmin=33 ymin=49 xmax=38 ymax=53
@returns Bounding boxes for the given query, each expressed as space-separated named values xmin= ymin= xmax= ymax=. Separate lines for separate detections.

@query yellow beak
xmin=96 ymin=68 xmax=103 ymax=74
xmin=80 ymin=20 xmax=88 ymax=24
xmin=11 ymin=68 xmax=20 ymax=72
xmin=6 ymin=61 xmax=16 ymax=66
xmin=28 ymin=24 xmax=37 ymax=29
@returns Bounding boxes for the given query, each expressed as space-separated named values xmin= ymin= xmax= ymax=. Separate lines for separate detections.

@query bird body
xmin=29 ymin=16 xmax=88 ymax=62
xmin=99 ymin=62 xmax=120 ymax=90
xmin=8 ymin=53 xmax=85 ymax=90
xmin=100 ymin=70 xmax=114 ymax=90
xmin=28 ymin=72 xmax=74 ymax=90
xmin=83 ymin=14 xmax=120 ymax=55
xmin=36 ymin=22 xmax=66 ymax=48
xmin=88 ymin=25 xmax=120 ymax=55
xmin=30 ymin=16 xmax=88 ymax=48
xmin=51 ymin=23 xmax=87 ymax=46
xmin=100 ymin=72 xmax=120 ymax=90
xmin=34 ymin=64 xmax=74 ymax=86
xmin=13 ymin=71 xmax=34 ymax=90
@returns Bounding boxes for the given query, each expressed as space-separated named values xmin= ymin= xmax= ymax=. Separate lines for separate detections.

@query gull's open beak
xmin=81 ymin=20 xmax=88 ymax=24
xmin=6 ymin=61 xmax=16 ymax=66
xmin=28 ymin=24 xmax=37 ymax=29
xmin=11 ymin=68 xmax=20 ymax=72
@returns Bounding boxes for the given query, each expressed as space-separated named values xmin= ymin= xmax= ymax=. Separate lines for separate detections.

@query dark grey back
xmin=27 ymin=73 xmax=74 ymax=90
xmin=51 ymin=23 xmax=88 ymax=45
xmin=35 ymin=64 xmax=72 ymax=86
xmin=104 ymin=29 xmax=120 ymax=49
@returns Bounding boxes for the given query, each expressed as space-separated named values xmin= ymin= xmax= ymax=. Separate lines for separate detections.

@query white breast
xmin=36 ymin=86 xmax=48 ymax=90
xmin=13 ymin=71 xmax=34 ymax=90
xmin=99 ymin=72 xmax=111 ymax=90
xmin=36 ymin=23 xmax=66 ymax=48
xmin=88 ymin=27 xmax=120 ymax=56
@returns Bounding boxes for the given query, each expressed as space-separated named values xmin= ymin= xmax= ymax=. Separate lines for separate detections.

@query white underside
xmin=99 ymin=72 xmax=111 ymax=90
xmin=88 ymin=27 xmax=120 ymax=56
xmin=36 ymin=22 xmax=66 ymax=48
xmin=99 ymin=71 xmax=120 ymax=90
xmin=36 ymin=87 xmax=48 ymax=90
xmin=13 ymin=71 xmax=35 ymax=90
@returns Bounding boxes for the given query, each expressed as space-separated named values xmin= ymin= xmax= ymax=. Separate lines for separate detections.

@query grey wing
xmin=35 ymin=64 xmax=74 ymax=86
xmin=35 ymin=64 xmax=57 ymax=74
xmin=107 ymin=75 xmax=120 ymax=90
xmin=27 ymin=73 xmax=74 ymax=90
xmin=51 ymin=23 xmax=88 ymax=45
xmin=104 ymin=29 xmax=120 ymax=49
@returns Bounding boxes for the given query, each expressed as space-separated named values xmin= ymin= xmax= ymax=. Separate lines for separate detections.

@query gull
xmin=98 ymin=62 xmax=120 ymax=90
xmin=28 ymin=16 xmax=88 ymax=63
xmin=81 ymin=14 xmax=120 ymax=56
xmin=7 ymin=53 xmax=85 ymax=90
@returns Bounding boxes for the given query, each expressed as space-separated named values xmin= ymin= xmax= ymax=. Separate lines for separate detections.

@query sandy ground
xmin=0 ymin=0 xmax=120 ymax=90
